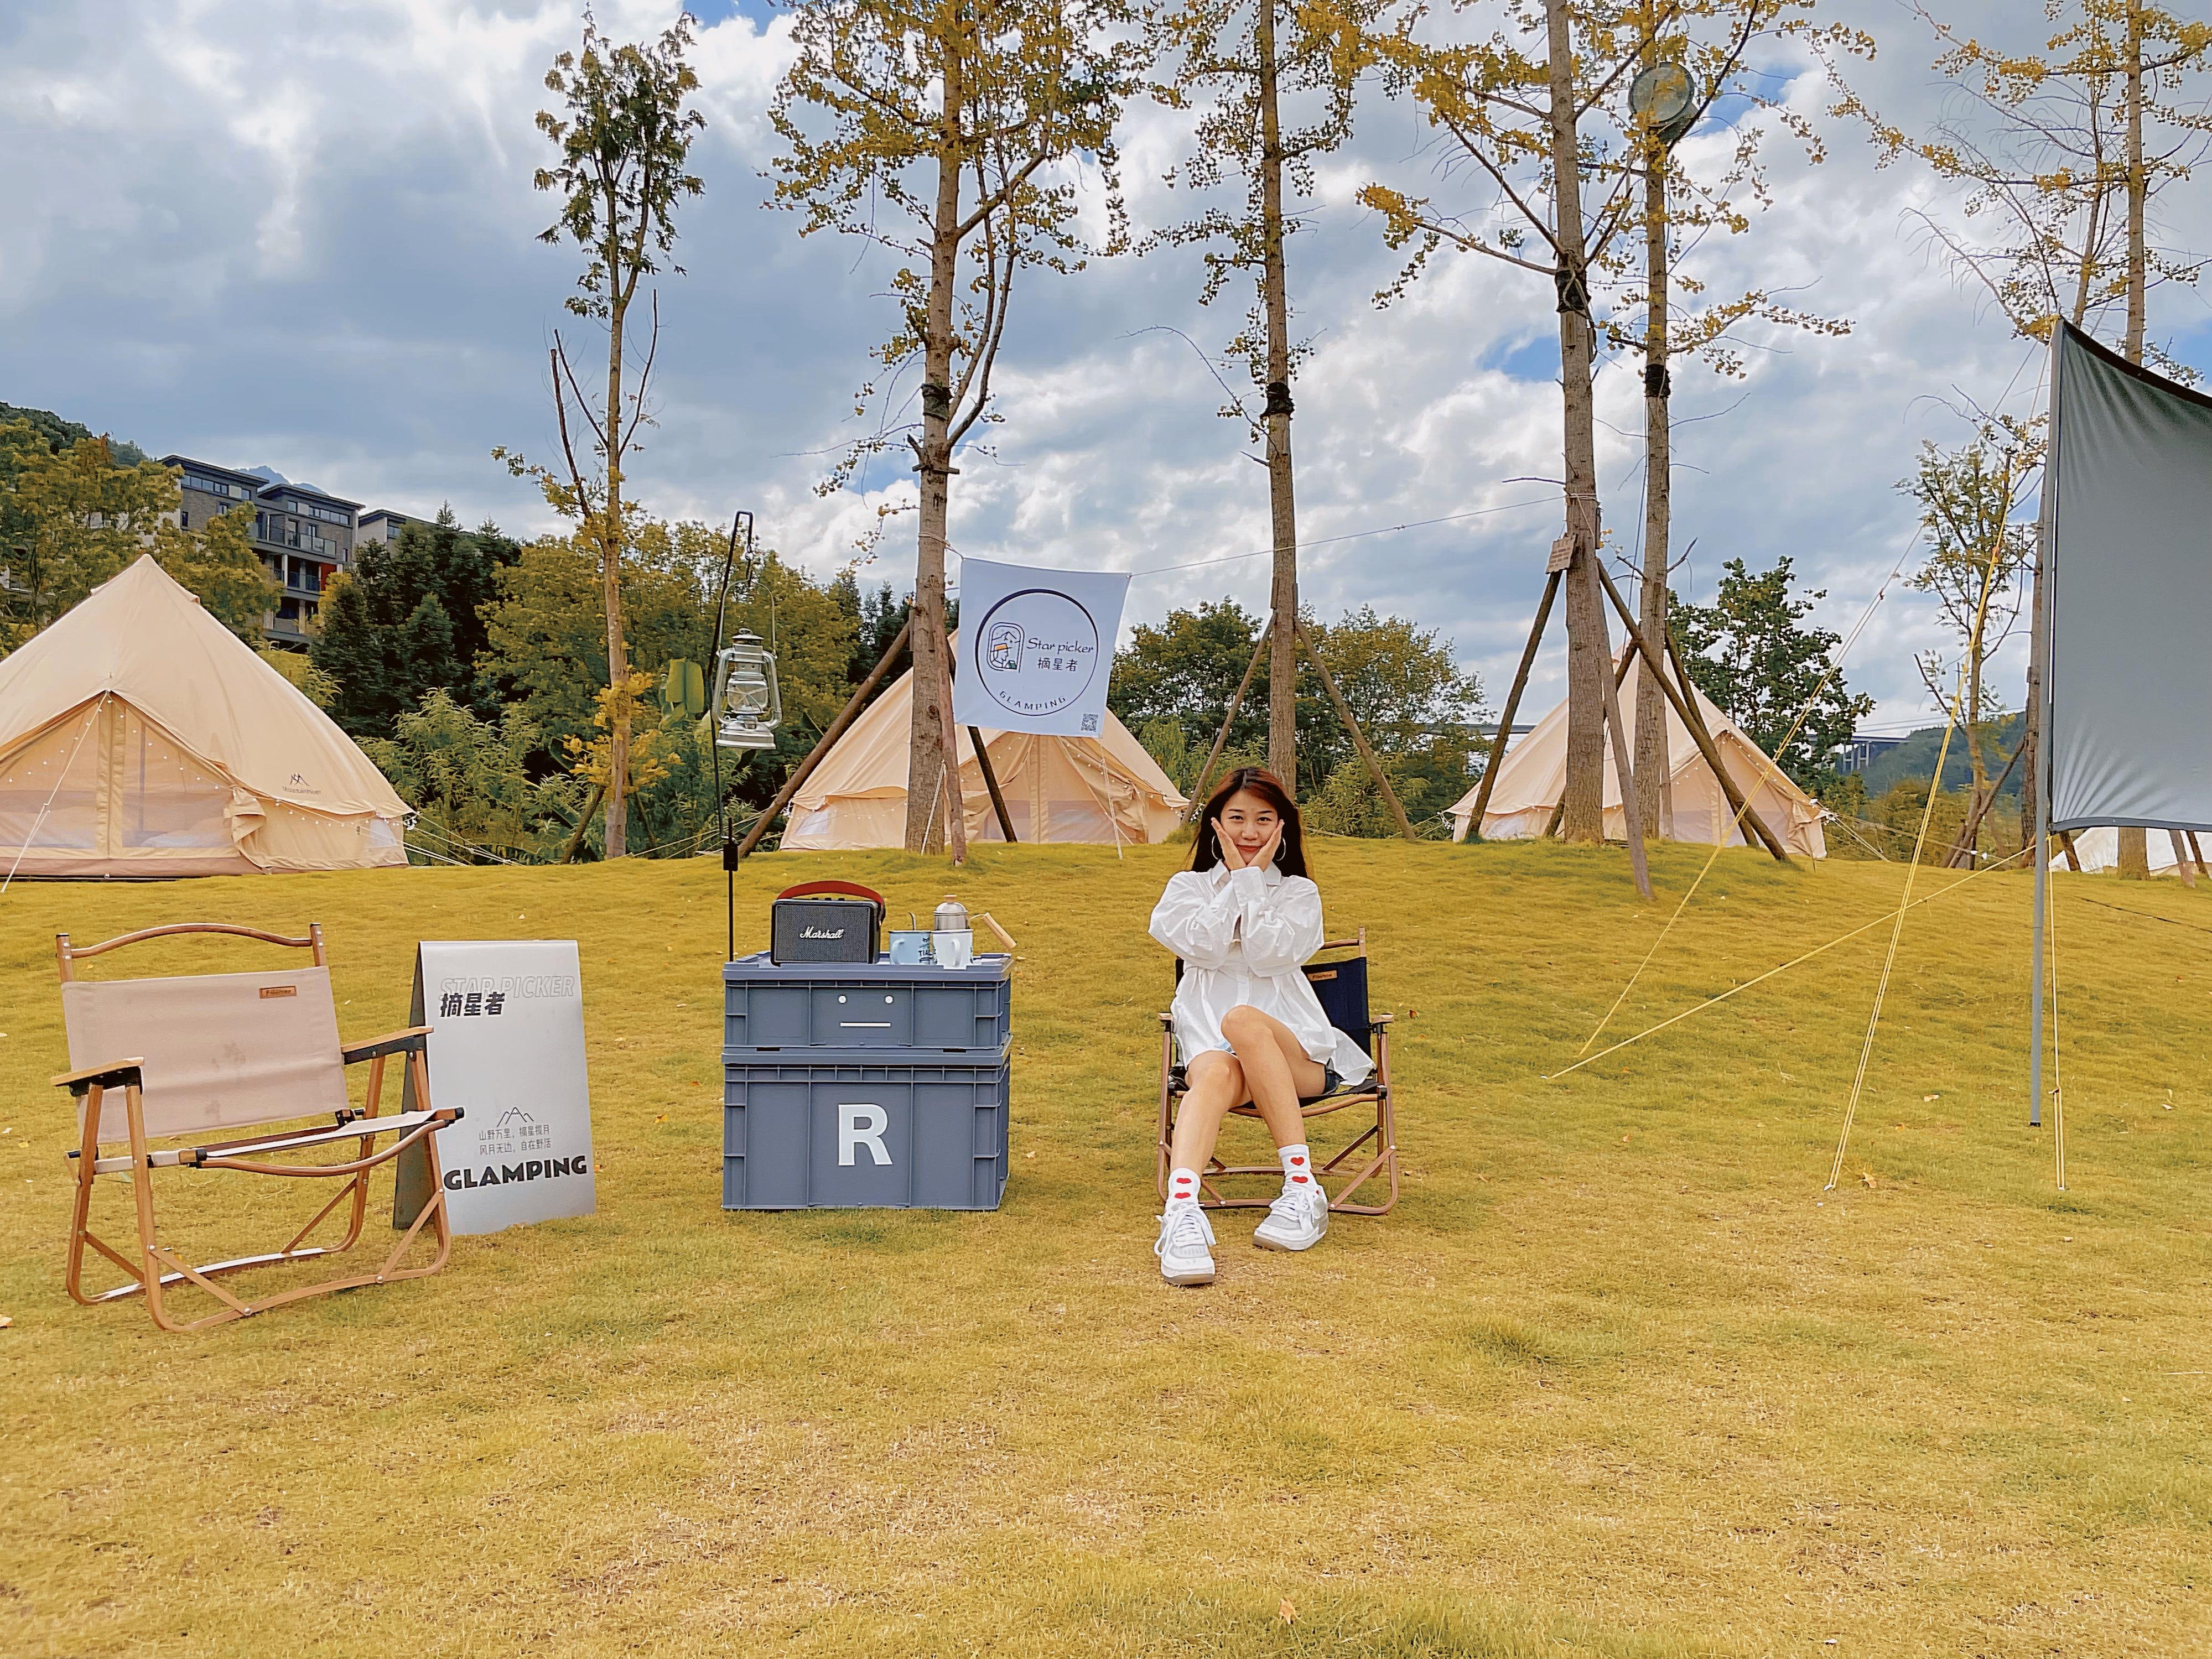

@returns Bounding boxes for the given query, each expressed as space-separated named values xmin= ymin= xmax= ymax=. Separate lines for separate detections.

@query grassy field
xmin=1 ymin=839 xmax=2207 ymax=1657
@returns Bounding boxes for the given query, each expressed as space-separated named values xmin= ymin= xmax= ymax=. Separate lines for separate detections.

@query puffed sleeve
xmin=1233 ymin=871 xmax=1323 ymax=973
xmin=1148 ymin=870 xmax=1242 ymax=967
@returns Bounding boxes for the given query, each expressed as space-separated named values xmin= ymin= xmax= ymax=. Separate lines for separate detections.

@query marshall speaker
xmin=770 ymin=880 xmax=884 ymax=965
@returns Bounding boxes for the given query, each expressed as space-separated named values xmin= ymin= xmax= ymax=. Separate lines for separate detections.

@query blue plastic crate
xmin=722 ymin=1053 xmax=1009 ymax=1211
xmin=721 ymin=951 xmax=1011 ymax=1056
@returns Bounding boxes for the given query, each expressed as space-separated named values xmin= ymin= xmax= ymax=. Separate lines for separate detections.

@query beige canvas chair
xmin=53 ymin=922 xmax=461 ymax=1332
xmin=1155 ymin=931 xmax=1400 ymax=1216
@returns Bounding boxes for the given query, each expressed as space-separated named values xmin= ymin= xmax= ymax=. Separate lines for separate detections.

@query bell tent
xmin=1448 ymin=653 xmax=1826 ymax=856
xmin=781 ymin=649 xmax=1188 ymax=850
xmin=0 ymin=555 xmax=409 ymax=877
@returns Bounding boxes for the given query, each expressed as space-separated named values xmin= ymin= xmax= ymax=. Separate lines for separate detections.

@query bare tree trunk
xmin=1257 ymin=0 xmax=1300 ymax=787
xmin=1544 ymin=0 xmax=1606 ymax=844
xmin=601 ymin=296 xmax=631 ymax=859
xmin=906 ymin=49 xmax=964 ymax=855
xmin=1634 ymin=111 xmax=1672 ymax=841
xmin=2118 ymin=7 xmax=2150 ymax=880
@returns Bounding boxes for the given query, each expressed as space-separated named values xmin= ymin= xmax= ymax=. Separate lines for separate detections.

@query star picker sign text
xmin=952 ymin=556 xmax=1132 ymax=737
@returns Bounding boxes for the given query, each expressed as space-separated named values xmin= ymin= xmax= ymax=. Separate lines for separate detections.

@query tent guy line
xmin=1542 ymin=844 xmax=2033 ymax=1085
xmin=1571 ymin=532 xmax=1925 ymax=1059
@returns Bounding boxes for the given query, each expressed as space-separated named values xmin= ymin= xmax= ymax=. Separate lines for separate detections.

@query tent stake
xmin=734 ymin=618 xmax=912 ymax=862
xmin=1465 ymin=570 xmax=1561 ymax=839
xmin=1296 ymin=620 xmax=1417 ymax=840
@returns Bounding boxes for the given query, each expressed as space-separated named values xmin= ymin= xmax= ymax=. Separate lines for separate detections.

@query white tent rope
xmin=0 ymin=697 xmax=106 ymax=898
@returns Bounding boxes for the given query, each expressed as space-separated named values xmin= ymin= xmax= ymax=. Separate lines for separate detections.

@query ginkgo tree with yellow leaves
xmin=770 ymin=0 xmax=1136 ymax=854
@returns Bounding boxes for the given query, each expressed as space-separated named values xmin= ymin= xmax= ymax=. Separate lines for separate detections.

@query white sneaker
xmin=1253 ymin=1182 xmax=1328 ymax=1251
xmin=1155 ymin=1201 xmax=1217 ymax=1286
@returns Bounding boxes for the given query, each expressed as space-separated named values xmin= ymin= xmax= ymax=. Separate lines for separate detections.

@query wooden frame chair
xmin=1155 ymin=930 xmax=1399 ymax=1215
xmin=53 ymin=922 xmax=463 ymax=1333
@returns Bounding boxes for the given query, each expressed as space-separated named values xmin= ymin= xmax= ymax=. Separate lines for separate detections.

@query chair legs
xmin=1154 ymin=1059 xmax=1400 ymax=1219
xmin=64 ymin=1057 xmax=455 ymax=1333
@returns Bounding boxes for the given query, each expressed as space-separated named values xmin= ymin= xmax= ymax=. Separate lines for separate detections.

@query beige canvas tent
xmin=0 ymin=555 xmax=409 ymax=877
xmin=1448 ymin=653 xmax=1827 ymax=856
xmin=782 ymin=648 xmax=1188 ymax=849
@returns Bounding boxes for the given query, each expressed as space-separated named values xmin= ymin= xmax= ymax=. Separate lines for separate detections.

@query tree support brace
xmin=734 ymin=618 xmax=913 ymax=862
xmin=1590 ymin=558 xmax=1793 ymax=864
xmin=1296 ymin=620 xmax=1418 ymax=842
xmin=1465 ymin=569 xmax=1562 ymax=838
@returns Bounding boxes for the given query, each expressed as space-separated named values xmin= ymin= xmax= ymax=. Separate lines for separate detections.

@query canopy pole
xmin=734 ymin=617 xmax=912 ymax=862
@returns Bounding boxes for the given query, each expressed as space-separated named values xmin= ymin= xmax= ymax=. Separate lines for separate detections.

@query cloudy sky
xmin=3 ymin=0 xmax=2208 ymax=730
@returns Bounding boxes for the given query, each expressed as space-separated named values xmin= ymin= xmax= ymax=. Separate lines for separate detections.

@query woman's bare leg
xmin=1170 ymin=1051 xmax=1244 ymax=1179
xmin=1219 ymin=1004 xmax=1326 ymax=1152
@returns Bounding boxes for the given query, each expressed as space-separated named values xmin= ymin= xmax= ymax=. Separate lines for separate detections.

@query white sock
xmin=1279 ymin=1143 xmax=1315 ymax=1193
xmin=1166 ymin=1166 xmax=1202 ymax=1207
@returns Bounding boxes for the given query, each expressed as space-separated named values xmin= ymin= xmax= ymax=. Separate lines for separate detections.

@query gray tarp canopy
xmin=2031 ymin=323 xmax=2212 ymax=1126
xmin=2044 ymin=323 xmax=2212 ymax=832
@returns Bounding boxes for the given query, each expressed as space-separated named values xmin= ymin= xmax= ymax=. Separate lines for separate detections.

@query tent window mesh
xmin=0 ymin=720 xmax=101 ymax=849
xmin=118 ymin=709 xmax=233 ymax=849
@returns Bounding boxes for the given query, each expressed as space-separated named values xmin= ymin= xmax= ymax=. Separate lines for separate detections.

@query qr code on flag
xmin=1081 ymin=713 xmax=1099 ymax=732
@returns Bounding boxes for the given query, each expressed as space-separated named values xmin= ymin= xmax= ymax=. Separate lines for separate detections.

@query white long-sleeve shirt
xmin=1147 ymin=862 xmax=1374 ymax=1085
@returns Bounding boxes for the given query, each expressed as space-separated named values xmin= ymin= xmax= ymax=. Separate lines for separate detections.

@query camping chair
xmin=51 ymin=922 xmax=463 ymax=1333
xmin=1155 ymin=930 xmax=1399 ymax=1215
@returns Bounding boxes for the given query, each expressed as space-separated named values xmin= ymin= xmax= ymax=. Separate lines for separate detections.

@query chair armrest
xmin=341 ymin=1026 xmax=432 ymax=1065
xmin=51 ymin=1057 xmax=144 ymax=1095
xmin=1157 ymin=1012 xmax=1175 ymax=1029
xmin=1370 ymin=1012 xmax=1394 ymax=1028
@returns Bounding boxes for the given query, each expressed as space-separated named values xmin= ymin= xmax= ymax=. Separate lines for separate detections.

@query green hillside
xmin=2 ymin=841 xmax=2205 ymax=1656
xmin=0 ymin=399 xmax=147 ymax=465
xmin=1855 ymin=712 xmax=2024 ymax=800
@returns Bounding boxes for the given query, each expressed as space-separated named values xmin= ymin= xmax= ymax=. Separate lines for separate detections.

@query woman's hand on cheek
xmin=1214 ymin=820 xmax=1244 ymax=871
xmin=1259 ymin=824 xmax=1284 ymax=868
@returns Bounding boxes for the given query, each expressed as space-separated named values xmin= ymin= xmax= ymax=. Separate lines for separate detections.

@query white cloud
xmin=2 ymin=0 xmax=2206 ymax=734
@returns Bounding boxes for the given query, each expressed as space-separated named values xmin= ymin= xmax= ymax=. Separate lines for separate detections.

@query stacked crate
xmin=720 ymin=951 xmax=1012 ymax=1210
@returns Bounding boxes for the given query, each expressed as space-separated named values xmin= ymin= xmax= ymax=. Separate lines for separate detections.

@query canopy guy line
xmin=1541 ymin=844 xmax=2029 ymax=1083
xmin=1826 ymin=523 xmax=2013 ymax=1192
xmin=1575 ymin=546 xmax=1918 ymax=1059
xmin=1826 ymin=705 xmax=1962 ymax=1191
xmin=0 ymin=698 xmax=105 ymax=899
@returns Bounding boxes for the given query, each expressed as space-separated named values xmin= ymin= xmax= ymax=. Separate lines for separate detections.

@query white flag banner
xmin=406 ymin=940 xmax=596 ymax=1235
xmin=952 ymin=557 xmax=1131 ymax=737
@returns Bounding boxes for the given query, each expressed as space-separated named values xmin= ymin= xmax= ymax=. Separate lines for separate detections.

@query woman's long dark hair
xmin=1191 ymin=767 xmax=1308 ymax=879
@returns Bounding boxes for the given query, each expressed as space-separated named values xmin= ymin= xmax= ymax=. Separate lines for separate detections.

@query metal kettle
xmin=933 ymin=896 xmax=969 ymax=932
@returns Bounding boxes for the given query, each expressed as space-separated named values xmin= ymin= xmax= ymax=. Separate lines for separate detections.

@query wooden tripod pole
xmin=1546 ymin=646 xmax=1634 ymax=839
xmin=1190 ymin=623 xmax=1271 ymax=810
xmin=1598 ymin=648 xmax=1653 ymax=899
xmin=1590 ymin=558 xmax=1792 ymax=864
xmin=931 ymin=617 xmax=968 ymax=865
xmin=1296 ymin=619 xmax=1417 ymax=841
xmin=1465 ymin=569 xmax=1561 ymax=839
xmin=734 ymin=618 xmax=912 ymax=861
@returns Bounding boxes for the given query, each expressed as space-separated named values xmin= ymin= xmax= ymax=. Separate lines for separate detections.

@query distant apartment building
xmin=163 ymin=456 xmax=360 ymax=648
xmin=354 ymin=507 xmax=418 ymax=547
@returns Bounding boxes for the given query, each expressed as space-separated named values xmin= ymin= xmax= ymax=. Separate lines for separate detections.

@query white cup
xmin=932 ymin=929 xmax=973 ymax=970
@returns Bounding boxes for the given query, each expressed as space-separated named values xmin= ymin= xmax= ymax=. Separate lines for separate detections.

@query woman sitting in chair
xmin=1147 ymin=767 xmax=1373 ymax=1287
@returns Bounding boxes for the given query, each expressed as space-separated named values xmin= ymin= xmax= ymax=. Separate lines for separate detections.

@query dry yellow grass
xmin=1 ymin=840 xmax=2208 ymax=1657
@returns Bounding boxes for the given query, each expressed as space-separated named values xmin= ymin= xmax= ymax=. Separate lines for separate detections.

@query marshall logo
xmin=799 ymin=924 xmax=845 ymax=940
